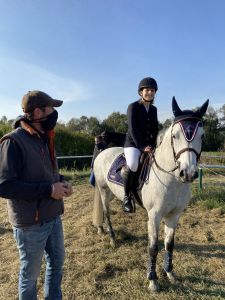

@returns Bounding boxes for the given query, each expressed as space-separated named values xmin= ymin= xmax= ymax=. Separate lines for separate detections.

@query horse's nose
xmin=179 ymin=169 xmax=187 ymax=181
xmin=179 ymin=170 xmax=184 ymax=178
xmin=179 ymin=169 xmax=198 ymax=182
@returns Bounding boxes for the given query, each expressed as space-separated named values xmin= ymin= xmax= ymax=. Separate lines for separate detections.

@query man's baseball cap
xmin=22 ymin=90 xmax=63 ymax=113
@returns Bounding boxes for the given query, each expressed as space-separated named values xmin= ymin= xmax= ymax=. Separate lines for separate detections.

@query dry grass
xmin=0 ymin=179 xmax=225 ymax=300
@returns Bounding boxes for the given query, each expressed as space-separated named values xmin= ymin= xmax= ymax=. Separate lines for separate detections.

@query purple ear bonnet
xmin=179 ymin=120 xmax=202 ymax=142
xmin=171 ymin=97 xmax=208 ymax=141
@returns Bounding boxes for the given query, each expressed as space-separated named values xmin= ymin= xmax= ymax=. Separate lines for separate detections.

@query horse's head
xmin=171 ymin=97 xmax=209 ymax=182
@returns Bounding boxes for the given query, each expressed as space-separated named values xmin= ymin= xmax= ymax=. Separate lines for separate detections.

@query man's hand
xmin=62 ymin=181 xmax=73 ymax=197
xmin=51 ymin=182 xmax=73 ymax=200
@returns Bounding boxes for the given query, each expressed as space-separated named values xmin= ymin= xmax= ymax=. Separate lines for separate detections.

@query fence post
xmin=198 ymin=167 xmax=203 ymax=190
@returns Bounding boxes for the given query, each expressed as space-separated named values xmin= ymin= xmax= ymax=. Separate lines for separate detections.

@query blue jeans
xmin=89 ymin=170 xmax=95 ymax=187
xmin=13 ymin=216 xmax=65 ymax=300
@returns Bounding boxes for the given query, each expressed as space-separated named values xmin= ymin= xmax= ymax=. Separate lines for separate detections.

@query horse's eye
xmin=201 ymin=134 xmax=205 ymax=139
xmin=172 ymin=134 xmax=176 ymax=139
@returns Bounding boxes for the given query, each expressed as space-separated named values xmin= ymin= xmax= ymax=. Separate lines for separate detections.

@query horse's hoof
xmin=148 ymin=280 xmax=159 ymax=292
xmin=166 ymin=271 xmax=177 ymax=284
xmin=97 ymin=226 xmax=104 ymax=235
xmin=110 ymin=238 xmax=116 ymax=248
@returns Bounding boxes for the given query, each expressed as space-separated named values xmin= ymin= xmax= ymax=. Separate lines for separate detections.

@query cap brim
xmin=52 ymin=99 xmax=63 ymax=107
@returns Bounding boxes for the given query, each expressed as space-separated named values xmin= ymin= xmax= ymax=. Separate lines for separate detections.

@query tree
xmin=202 ymin=106 xmax=223 ymax=151
xmin=218 ymin=104 xmax=225 ymax=150
xmin=162 ymin=118 xmax=173 ymax=129
xmin=86 ymin=117 xmax=102 ymax=136
xmin=66 ymin=116 xmax=101 ymax=136
xmin=219 ymin=104 xmax=225 ymax=128
xmin=102 ymin=112 xmax=128 ymax=133
xmin=66 ymin=117 xmax=83 ymax=132
xmin=0 ymin=116 xmax=7 ymax=124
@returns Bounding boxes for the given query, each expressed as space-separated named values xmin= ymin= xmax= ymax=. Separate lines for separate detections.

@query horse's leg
xmin=163 ymin=214 xmax=180 ymax=284
xmin=100 ymin=187 xmax=116 ymax=247
xmin=92 ymin=185 xmax=104 ymax=234
xmin=147 ymin=211 xmax=160 ymax=292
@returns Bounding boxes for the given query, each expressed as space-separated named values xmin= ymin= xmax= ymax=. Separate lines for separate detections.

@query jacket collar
xmin=20 ymin=120 xmax=41 ymax=137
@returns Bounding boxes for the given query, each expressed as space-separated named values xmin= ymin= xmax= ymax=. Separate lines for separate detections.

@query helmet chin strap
xmin=142 ymin=97 xmax=153 ymax=103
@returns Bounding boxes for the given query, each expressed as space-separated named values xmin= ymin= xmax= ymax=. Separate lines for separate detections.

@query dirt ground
xmin=0 ymin=181 xmax=225 ymax=300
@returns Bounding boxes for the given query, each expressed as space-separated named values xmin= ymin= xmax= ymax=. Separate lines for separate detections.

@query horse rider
xmin=123 ymin=77 xmax=159 ymax=213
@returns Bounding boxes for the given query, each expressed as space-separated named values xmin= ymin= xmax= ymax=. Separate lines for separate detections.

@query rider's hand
xmin=144 ymin=146 xmax=154 ymax=153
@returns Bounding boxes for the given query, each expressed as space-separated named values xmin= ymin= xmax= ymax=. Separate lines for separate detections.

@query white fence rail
xmin=57 ymin=155 xmax=93 ymax=159
xmin=201 ymin=155 xmax=225 ymax=159
xmin=199 ymin=164 xmax=225 ymax=169
xmin=56 ymin=154 xmax=225 ymax=160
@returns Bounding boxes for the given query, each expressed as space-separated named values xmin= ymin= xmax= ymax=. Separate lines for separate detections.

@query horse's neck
xmin=155 ymin=127 xmax=176 ymax=170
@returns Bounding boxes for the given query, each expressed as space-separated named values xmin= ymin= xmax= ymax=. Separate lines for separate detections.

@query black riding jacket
xmin=124 ymin=99 xmax=159 ymax=150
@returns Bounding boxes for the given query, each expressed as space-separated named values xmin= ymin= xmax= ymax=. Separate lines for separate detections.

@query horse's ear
xmin=196 ymin=99 xmax=209 ymax=118
xmin=172 ymin=96 xmax=182 ymax=117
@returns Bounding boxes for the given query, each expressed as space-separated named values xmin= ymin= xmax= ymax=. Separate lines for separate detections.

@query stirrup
xmin=122 ymin=196 xmax=135 ymax=213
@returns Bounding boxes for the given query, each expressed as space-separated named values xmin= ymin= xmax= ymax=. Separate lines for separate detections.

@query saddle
xmin=107 ymin=152 xmax=154 ymax=208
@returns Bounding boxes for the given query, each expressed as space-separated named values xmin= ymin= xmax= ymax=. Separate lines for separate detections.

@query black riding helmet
xmin=138 ymin=77 xmax=158 ymax=95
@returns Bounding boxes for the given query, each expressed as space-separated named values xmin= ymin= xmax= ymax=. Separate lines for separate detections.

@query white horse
xmin=93 ymin=97 xmax=209 ymax=292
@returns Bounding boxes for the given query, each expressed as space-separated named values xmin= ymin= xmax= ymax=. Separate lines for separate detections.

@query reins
xmin=152 ymin=154 xmax=179 ymax=175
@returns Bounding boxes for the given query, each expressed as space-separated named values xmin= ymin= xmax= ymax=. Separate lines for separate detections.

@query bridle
xmin=171 ymin=118 xmax=202 ymax=163
xmin=153 ymin=117 xmax=203 ymax=175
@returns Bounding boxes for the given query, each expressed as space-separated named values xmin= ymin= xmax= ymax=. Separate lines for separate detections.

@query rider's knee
xmin=129 ymin=162 xmax=138 ymax=172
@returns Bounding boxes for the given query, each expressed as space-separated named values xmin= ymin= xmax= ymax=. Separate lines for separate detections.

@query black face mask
xmin=41 ymin=110 xmax=58 ymax=131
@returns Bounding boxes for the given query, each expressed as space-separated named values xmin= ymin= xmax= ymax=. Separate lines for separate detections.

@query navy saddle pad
xmin=107 ymin=154 xmax=126 ymax=186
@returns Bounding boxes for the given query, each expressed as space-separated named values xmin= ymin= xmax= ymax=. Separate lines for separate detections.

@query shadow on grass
xmin=159 ymin=275 xmax=225 ymax=298
xmin=175 ymin=242 xmax=225 ymax=259
xmin=100 ymin=228 xmax=225 ymax=260
xmin=95 ymin=263 xmax=125 ymax=281
xmin=115 ymin=229 xmax=148 ymax=247
xmin=93 ymin=260 xmax=225 ymax=298
xmin=94 ymin=263 xmax=126 ymax=291
xmin=0 ymin=225 xmax=12 ymax=235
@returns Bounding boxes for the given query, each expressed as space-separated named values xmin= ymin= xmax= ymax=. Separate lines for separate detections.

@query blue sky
xmin=0 ymin=0 xmax=225 ymax=123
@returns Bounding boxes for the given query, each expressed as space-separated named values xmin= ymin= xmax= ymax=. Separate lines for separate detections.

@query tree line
xmin=0 ymin=104 xmax=225 ymax=156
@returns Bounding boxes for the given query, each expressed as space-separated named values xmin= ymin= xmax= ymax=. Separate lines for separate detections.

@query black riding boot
xmin=122 ymin=167 xmax=135 ymax=213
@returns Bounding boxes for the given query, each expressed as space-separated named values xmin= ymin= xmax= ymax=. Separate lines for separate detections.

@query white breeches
xmin=124 ymin=147 xmax=141 ymax=172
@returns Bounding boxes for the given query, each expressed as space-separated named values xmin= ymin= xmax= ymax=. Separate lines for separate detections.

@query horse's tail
xmin=92 ymin=184 xmax=104 ymax=227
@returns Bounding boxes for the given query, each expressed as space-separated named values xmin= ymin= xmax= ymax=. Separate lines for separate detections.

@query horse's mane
xmin=156 ymin=127 xmax=170 ymax=147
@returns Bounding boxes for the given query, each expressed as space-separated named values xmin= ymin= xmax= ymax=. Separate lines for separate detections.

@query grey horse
xmin=93 ymin=97 xmax=209 ymax=291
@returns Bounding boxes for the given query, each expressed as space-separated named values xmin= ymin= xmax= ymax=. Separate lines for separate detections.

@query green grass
xmin=1 ymin=173 xmax=225 ymax=299
xmin=192 ymin=185 xmax=225 ymax=213
xmin=201 ymin=152 xmax=225 ymax=165
xmin=60 ymin=167 xmax=90 ymax=185
xmin=202 ymin=151 xmax=225 ymax=156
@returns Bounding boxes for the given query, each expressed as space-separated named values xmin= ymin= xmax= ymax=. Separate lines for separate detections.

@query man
xmin=0 ymin=90 xmax=73 ymax=300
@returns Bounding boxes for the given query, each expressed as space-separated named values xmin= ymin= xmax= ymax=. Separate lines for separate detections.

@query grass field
xmin=0 ymin=172 xmax=225 ymax=300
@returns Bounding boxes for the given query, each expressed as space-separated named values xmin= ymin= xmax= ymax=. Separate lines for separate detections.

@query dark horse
xmin=100 ymin=130 xmax=126 ymax=147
